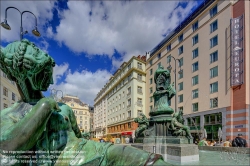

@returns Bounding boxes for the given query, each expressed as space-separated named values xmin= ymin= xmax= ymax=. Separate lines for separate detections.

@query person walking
xmin=232 ymin=134 xmax=248 ymax=147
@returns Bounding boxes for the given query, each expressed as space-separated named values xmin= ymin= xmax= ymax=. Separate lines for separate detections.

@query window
xmin=150 ymin=96 xmax=153 ymax=103
xmin=179 ymin=57 xmax=183 ymax=67
xmin=193 ymin=34 xmax=199 ymax=45
xmin=192 ymin=75 xmax=199 ymax=85
xmin=192 ymin=89 xmax=199 ymax=99
xmin=158 ymin=62 xmax=161 ymax=68
xmin=210 ymin=20 xmax=218 ymax=33
xmin=210 ymin=35 xmax=218 ymax=48
xmin=192 ymin=103 xmax=198 ymax=112
xmin=137 ymin=86 xmax=142 ymax=94
xmin=210 ymin=5 xmax=217 ymax=18
xmin=178 ymin=70 xmax=183 ymax=79
xmin=85 ymin=121 xmax=87 ymax=125
xmin=127 ymin=98 xmax=131 ymax=107
xmin=192 ymin=62 xmax=199 ymax=72
xmin=158 ymin=53 xmax=161 ymax=59
xmin=137 ymin=73 xmax=142 ymax=81
xmin=167 ymin=55 xmax=171 ymax=63
xmin=149 ymin=60 xmax=152 ymax=66
xmin=178 ymin=33 xmax=183 ymax=42
xmin=210 ymin=82 xmax=218 ymax=93
xmin=178 ymin=45 xmax=183 ymax=55
xmin=210 ymin=66 xmax=218 ymax=78
xmin=12 ymin=92 xmax=15 ymax=101
xmin=167 ymin=44 xmax=171 ymax=52
xmin=4 ymin=103 xmax=8 ymax=109
xmin=192 ymin=21 xmax=198 ymax=31
xmin=178 ymin=94 xmax=183 ymax=103
xmin=127 ymin=87 xmax=131 ymax=95
xmin=3 ymin=87 xmax=8 ymax=97
xmin=192 ymin=48 xmax=199 ymax=59
xmin=178 ymin=107 xmax=183 ymax=111
xmin=128 ymin=122 xmax=131 ymax=128
xmin=137 ymin=110 xmax=142 ymax=117
xmin=150 ymin=87 xmax=153 ymax=94
xmin=128 ymin=74 xmax=132 ymax=80
xmin=149 ymin=78 xmax=153 ymax=84
xmin=137 ymin=62 xmax=142 ymax=69
xmin=178 ymin=82 xmax=183 ymax=91
xmin=127 ymin=63 xmax=131 ymax=70
xmin=137 ymin=98 xmax=142 ymax=106
xmin=128 ymin=111 xmax=131 ymax=118
xmin=123 ymin=102 xmax=125 ymax=108
xmin=150 ymin=69 xmax=153 ymax=75
xmin=210 ymin=51 xmax=218 ymax=63
xmin=150 ymin=106 xmax=153 ymax=112
xmin=210 ymin=97 xmax=218 ymax=108
xmin=3 ymin=72 xmax=7 ymax=78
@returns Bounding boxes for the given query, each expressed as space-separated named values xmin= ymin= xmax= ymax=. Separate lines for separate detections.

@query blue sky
xmin=1 ymin=0 xmax=203 ymax=106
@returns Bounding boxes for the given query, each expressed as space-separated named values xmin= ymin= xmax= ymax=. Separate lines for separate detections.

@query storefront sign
xmin=235 ymin=125 xmax=243 ymax=128
xmin=121 ymin=131 xmax=132 ymax=135
xmin=230 ymin=15 xmax=244 ymax=86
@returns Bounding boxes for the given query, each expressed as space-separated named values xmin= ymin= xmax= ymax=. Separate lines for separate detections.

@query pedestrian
xmin=223 ymin=138 xmax=232 ymax=147
xmin=125 ymin=136 xmax=129 ymax=144
xmin=198 ymin=137 xmax=209 ymax=146
xmin=232 ymin=134 xmax=248 ymax=147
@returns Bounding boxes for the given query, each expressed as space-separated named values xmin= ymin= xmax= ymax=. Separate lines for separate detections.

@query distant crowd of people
xmin=197 ymin=134 xmax=248 ymax=147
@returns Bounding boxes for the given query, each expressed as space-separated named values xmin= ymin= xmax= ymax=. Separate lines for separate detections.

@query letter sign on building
xmin=230 ymin=15 xmax=244 ymax=86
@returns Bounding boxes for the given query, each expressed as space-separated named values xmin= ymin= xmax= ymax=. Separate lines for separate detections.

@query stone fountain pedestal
xmin=133 ymin=136 xmax=199 ymax=163
xmin=133 ymin=112 xmax=199 ymax=163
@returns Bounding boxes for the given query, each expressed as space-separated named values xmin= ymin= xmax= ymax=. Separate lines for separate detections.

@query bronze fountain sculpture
xmin=0 ymin=39 xmax=169 ymax=165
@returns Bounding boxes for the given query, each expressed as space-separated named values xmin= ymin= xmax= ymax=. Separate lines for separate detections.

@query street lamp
xmin=1 ymin=6 xmax=41 ymax=40
xmin=167 ymin=56 xmax=183 ymax=113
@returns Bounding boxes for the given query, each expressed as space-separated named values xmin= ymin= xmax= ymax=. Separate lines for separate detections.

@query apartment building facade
xmin=146 ymin=0 xmax=249 ymax=142
xmin=61 ymin=95 xmax=91 ymax=132
xmin=0 ymin=69 xmax=21 ymax=110
xmin=94 ymin=56 xmax=146 ymax=139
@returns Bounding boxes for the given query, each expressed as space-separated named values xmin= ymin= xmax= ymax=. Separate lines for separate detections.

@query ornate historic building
xmin=146 ymin=0 xmax=249 ymax=143
xmin=94 ymin=56 xmax=146 ymax=140
xmin=62 ymin=95 xmax=91 ymax=132
xmin=0 ymin=69 xmax=21 ymax=110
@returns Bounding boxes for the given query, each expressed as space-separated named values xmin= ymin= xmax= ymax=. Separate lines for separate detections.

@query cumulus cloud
xmin=50 ymin=64 xmax=111 ymax=105
xmin=0 ymin=1 xmax=55 ymax=42
xmin=54 ymin=1 xmax=198 ymax=66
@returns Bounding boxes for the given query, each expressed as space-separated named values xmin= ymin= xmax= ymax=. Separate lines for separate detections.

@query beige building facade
xmin=94 ymin=56 xmax=146 ymax=139
xmin=146 ymin=0 xmax=249 ymax=143
xmin=62 ymin=95 xmax=91 ymax=132
xmin=0 ymin=69 xmax=20 ymax=110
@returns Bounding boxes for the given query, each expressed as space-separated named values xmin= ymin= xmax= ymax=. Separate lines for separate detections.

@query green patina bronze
xmin=134 ymin=65 xmax=192 ymax=141
xmin=0 ymin=39 xmax=169 ymax=166
xmin=150 ymin=66 xmax=175 ymax=116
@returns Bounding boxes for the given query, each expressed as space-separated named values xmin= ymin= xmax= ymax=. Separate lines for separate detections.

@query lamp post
xmin=1 ymin=6 xmax=41 ymax=40
xmin=167 ymin=56 xmax=183 ymax=112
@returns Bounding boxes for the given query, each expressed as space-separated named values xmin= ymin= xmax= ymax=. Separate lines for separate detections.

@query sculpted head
xmin=154 ymin=65 xmax=171 ymax=91
xmin=0 ymin=39 xmax=55 ymax=102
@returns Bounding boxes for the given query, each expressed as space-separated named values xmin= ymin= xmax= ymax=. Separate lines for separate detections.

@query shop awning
xmin=121 ymin=131 xmax=133 ymax=135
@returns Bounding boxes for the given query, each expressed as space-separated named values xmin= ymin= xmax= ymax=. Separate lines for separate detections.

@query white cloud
xmin=50 ymin=65 xmax=111 ymax=105
xmin=0 ymin=1 xmax=55 ymax=42
xmin=52 ymin=63 xmax=69 ymax=85
xmin=53 ymin=1 xmax=198 ymax=67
